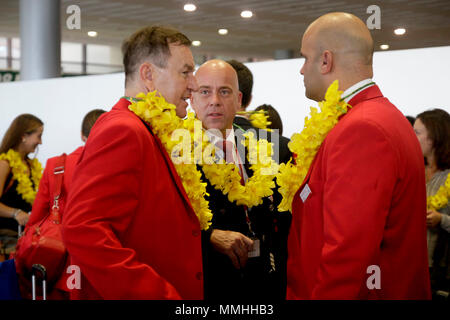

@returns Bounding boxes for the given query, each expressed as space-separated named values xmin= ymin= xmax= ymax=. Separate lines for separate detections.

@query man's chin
xmin=305 ymin=90 xmax=320 ymax=102
xmin=175 ymin=107 xmax=187 ymax=118
xmin=175 ymin=100 xmax=189 ymax=118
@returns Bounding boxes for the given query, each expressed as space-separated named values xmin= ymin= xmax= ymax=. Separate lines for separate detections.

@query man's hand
xmin=426 ymin=210 xmax=442 ymax=228
xmin=14 ymin=210 xmax=29 ymax=226
xmin=210 ymin=229 xmax=254 ymax=269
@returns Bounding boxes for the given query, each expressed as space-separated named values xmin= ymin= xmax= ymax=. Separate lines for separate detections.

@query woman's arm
xmin=0 ymin=159 xmax=29 ymax=225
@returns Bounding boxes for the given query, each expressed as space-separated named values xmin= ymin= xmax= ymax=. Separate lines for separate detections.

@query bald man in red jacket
xmin=287 ymin=13 xmax=431 ymax=299
xmin=61 ymin=26 xmax=202 ymax=299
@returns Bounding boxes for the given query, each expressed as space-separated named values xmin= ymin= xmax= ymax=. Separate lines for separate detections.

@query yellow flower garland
xmin=0 ymin=149 xmax=42 ymax=205
xmin=237 ymin=110 xmax=273 ymax=131
xmin=276 ymin=80 xmax=350 ymax=212
xmin=427 ymin=172 xmax=450 ymax=211
xmin=128 ymin=91 xmax=278 ymax=224
xmin=128 ymin=91 xmax=213 ymax=230
xmin=201 ymin=131 xmax=279 ymax=208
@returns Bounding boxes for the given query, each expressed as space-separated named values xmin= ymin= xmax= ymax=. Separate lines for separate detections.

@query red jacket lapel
xmin=114 ymin=98 xmax=196 ymax=217
xmin=297 ymin=85 xmax=383 ymax=193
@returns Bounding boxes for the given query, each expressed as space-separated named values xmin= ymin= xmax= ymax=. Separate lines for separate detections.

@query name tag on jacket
xmin=300 ymin=184 xmax=312 ymax=203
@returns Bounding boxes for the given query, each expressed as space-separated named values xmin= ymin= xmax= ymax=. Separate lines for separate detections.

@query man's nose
xmin=210 ymin=91 xmax=221 ymax=106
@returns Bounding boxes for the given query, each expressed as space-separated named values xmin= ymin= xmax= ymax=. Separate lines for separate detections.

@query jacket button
xmin=196 ymin=272 xmax=203 ymax=280
xmin=192 ymin=230 xmax=199 ymax=237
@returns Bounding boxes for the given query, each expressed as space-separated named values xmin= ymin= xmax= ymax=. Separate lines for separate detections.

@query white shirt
xmin=342 ymin=78 xmax=375 ymax=103
xmin=206 ymin=128 xmax=249 ymax=182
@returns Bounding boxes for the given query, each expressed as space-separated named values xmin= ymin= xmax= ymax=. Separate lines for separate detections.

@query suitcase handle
xmin=32 ymin=264 xmax=47 ymax=300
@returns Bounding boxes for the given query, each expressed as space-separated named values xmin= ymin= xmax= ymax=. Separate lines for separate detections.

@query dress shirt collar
xmin=206 ymin=127 xmax=236 ymax=148
xmin=342 ymin=78 xmax=375 ymax=103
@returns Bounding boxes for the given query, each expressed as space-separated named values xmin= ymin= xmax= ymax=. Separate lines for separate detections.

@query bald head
xmin=191 ymin=59 xmax=242 ymax=136
xmin=195 ymin=59 xmax=240 ymax=91
xmin=305 ymin=12 xmax=374 ymax=66
xmin=300 ymin=12 xmax=374 ymax=101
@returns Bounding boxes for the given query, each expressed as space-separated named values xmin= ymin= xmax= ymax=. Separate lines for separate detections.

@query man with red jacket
xmin=61 ymin=26 xmax=202 ymax=299
xmin=287 ymin=12 xmax=431 ymax=299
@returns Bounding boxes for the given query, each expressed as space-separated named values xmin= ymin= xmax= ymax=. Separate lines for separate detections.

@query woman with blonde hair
xmin=0 ymin=114 xmax=43 ymax=259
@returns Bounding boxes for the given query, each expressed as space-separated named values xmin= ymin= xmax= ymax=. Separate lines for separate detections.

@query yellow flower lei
xmin=237 ymin=110 xmax=273 ymax=131
xmin=427 ymin=172 xmax=450 ymax=211
xmin=0 ymin=149 xmax=42 ymax=205
xmin=201 ymin=131 xmax=279 ymax=208
xmin=128 ymin=91 xmax=213 ymax=230
xmin=276 ymin=80 xmax=351 ymax=212
xmin=160 ymin=102 xmax=278 ymax=209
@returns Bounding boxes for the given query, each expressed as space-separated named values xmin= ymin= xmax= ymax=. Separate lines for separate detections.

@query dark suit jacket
xmin=201 ymin=124 xmax=292 ymax=300
xmin=233 ymin=117 xmax=292 ymax=298
xmin=233 ymin=116 xmax=291 ymax=165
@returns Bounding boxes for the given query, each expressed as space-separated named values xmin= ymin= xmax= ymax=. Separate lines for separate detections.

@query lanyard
xmin=220 ymin=137 xmax=256 ymax=237
xmin=233 ymin=140 xmax=255 ymax=237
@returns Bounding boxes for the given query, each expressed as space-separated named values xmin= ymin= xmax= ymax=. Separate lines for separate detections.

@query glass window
xmin=11 ymin=38 xmax=20 ymax=58
xmin=0 ymin=38 xmax=7 ymax=58
xmin=61 ymin=62 xmax=82 ymax=75
xmin=61 ymin=42 xmax=83 ymax=63
xmin=87 ymin=44 xmax=110 ymax=65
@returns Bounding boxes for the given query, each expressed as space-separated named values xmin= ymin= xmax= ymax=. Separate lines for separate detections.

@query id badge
xmin=248 ymin=238 xmax=260 ymax=258
xmin=300 ymin=183 xmax=311 ymax=203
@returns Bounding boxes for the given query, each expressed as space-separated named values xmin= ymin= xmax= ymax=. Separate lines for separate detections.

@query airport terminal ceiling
xmin=0 ymin=0 xmax=449 ymax=61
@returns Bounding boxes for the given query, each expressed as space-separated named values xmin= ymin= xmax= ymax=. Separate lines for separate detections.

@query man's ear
xmin=139 ymin=62 xmax=156 ymax=91
xmin=320 ymin=50 xmax=333 ymax=74
xmin=81 ymin=133 xmax=87 ymax=143
xmin=237 ymin=91 xmax=243 ymax=111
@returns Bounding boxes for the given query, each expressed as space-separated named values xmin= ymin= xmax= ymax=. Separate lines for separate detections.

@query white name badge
xmin=300 ymin=184 xmax=311 ymax=203
xmin=248 ymin=239 xmax=260 ymax=258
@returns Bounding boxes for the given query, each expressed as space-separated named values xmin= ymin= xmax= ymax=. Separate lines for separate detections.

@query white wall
xmin=0 ymin=73 xmax=124 ymax=165
xmin=0 ymin=46 xmax=449 ymax=167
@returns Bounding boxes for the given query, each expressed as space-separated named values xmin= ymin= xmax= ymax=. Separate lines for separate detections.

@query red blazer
xmin=286 ymin=85 xmax=431 ymax=299
xmin=27 ymin=146 xmax=84 ymax=227
xmin=16 ymin=147 xmax=84 ymax=299
xmin=61 ymin=99 xmax=203 ymax=300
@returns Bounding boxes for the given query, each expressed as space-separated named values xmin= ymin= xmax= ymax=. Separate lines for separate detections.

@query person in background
xmin=414 ymin=108 xmax=450 ymax=298
xmin=255 ymin=104 xmax=285 ymax=136
xmin=28 ymin=109 xmax=106 ymax=225
xmin=191 ymin=59 xmax=278 ymax=300
xmin=0 ymin=114 xmax=43 ymax=260
xmin=227 ymin=59 xmax=254 ymax=130
xmin=406 ymin=115 xmax=416 ymax=127
xmin=15 ymin=108 xmax=106 ymax=299
xmin=227 ymin=60 xmax=292 ymax=299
